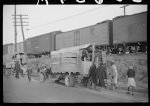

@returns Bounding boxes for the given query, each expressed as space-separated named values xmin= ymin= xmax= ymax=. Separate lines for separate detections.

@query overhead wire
xmin=29 ymin=5 xmax=110 ymax=30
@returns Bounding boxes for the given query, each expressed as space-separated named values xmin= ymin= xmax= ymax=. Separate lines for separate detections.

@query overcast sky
xmin=3 ymin=5 xmax=147 ymax=45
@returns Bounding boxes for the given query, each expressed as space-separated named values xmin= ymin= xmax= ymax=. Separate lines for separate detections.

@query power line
xmin=29 ymin=5 xmax=110 ymax=30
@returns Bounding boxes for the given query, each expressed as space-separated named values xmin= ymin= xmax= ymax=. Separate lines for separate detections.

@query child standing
xmin=127 ymin=65 xmax=136 ymax=96
xmin=26 ymin=65 xmax=33 ymax=82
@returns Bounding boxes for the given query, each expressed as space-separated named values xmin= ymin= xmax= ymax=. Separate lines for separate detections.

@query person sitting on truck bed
xmin=81 ymin=49 xmax=89 ymax=61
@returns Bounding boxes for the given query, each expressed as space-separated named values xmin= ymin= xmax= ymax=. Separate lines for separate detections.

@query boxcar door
xmin=74 ymin=30 xmax=80 ymax=46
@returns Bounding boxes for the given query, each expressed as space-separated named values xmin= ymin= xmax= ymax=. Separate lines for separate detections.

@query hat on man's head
xmin=129 ymin=65 xmax=133 ymax=69
xmin=111 ymin=60 xmax=115 ymax=64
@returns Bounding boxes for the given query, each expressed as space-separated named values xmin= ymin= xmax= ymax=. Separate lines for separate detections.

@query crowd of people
xmin=87 ymin=59 xmax=136 ymax=95
xmin=6 ymin=59 xmax=33 ymax=82
xmin=4 ymin=49 xmax=137 ymax=96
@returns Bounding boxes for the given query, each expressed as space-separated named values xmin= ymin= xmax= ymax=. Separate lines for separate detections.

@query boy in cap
xmin=127 ymin=65 xmax=136 ymax=96
xmin=26 ymin=65 xmax=33 ymax=82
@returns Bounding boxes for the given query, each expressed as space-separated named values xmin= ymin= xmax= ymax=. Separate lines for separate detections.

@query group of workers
xmin=12 ymin=59 xmax=33 ymax=82
xmin=88 ymin=59 xmax=136 ymax=95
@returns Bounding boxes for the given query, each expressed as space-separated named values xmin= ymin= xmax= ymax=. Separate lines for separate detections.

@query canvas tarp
xmin=51 ymin=43 xmax=91 ymax=56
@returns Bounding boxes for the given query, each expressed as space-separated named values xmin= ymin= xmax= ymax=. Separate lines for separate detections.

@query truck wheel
xmin=65 ymin=75 xmax=75 ymax=87
xmin=39 ymin=73 xmax=45 ymax=82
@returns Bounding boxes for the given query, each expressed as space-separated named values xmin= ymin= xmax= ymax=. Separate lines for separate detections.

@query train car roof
xmin=56 ymin=20 xmax=112 ymax=35
xmin=113 ymin=11 xmax=147 ymax=20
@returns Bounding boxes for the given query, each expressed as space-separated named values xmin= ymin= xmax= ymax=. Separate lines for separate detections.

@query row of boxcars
xmin=3 ymin=11 xmax=147 ymax=56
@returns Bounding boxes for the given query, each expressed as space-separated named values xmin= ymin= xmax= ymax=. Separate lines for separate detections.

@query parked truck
xmin=39 ymin=43 xmax=106 ymax=87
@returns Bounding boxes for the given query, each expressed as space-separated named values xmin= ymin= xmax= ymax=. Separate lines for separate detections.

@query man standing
xmin=96 ymin=63 xmax=107 ymax=92
xmin=14 ymin=60 xmax=21 ymax=78
xmin=127 ymin=65 xmax=136 ymax=96
xmin=111 ymin=60 xmax=118 ymax=90
xmin=88 ymin=62 xmax=97 ymax=89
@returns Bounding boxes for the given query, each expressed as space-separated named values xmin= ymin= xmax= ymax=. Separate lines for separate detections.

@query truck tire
xmin=39 ymin=73 xmax=45 ymax=82
xmin=65 ymin=75 xmax=75 ymax=87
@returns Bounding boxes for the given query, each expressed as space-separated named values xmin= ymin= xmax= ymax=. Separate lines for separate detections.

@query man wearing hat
xmin=127 ymin=65 xmax=136 ymax=96
xmin=88 ymin=62 xmax=97 ymax=89
xmin=14 ymin=60 xmax=21 ymax=78
xmin=96 ymin=62 xmax=107 ymax=92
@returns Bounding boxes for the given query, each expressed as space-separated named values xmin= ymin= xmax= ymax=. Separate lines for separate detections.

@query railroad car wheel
xmin=39 ymin=73 xmax=45 ymax=82
xmin=65 ymin=75 xmax=75 ymax=87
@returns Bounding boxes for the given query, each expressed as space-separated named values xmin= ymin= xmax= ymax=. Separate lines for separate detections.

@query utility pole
xmin=120 ymin=5 xmax=129 ymax=16
xmin=19 ymin=14 xmax=29 ymax=63
xmin=20 ymin=14 xmax=26 ymax=55
xmin=14 ymin=5 xmax=17 ymax=55
xmin=12 ymin=10 xmax=29 ymax=62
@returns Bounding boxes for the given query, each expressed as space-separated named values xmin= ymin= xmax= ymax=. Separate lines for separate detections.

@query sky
xmin=3 ymin=5 xmax=147 ymax=45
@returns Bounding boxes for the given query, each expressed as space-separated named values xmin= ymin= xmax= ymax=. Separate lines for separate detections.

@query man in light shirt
xmin=111 ymin=60 xmax=118 ymax=90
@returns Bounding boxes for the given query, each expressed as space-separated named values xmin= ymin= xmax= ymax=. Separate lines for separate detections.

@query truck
xmin=39 ymin=43 xmax=105 ymax=87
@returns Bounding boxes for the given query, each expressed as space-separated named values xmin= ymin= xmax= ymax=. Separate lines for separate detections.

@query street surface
xmin=3 ymin=75 xmax=148 ymax=103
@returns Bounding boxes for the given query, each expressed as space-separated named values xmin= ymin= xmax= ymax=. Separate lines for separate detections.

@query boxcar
xmin=56 ymin=20 xmax=113 ymax=50
xmin=8 ymin=44 xmax=15 ymax=55
xmin=3 ymin=43 xmax=13 ymax=55
xmin=26 ymin=36 xmax=39 ymax=54
xmin=17 ymin=42 xmax=24 ymax=53
xmin=26 ymin=31 xmax=61 ymax=54
xmin=113 ymin=11 xmax=147 ymax=44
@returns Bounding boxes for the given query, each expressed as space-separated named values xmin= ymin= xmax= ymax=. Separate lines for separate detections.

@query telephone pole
xmin=12 ymin=7 xmax=29 ymax=60
xmin=14 ymin=5 xmax=17 ymax=54
xmin=20 ymin=14 xmax=29 ymax=63
xmin=120 ymin=5 xmax=129 ymax=16
xmin=20 ymin=14 xmax=27 ymax=55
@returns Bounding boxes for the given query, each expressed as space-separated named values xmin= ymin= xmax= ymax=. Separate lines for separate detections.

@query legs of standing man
xmin=15 ymin=70 xmax=19 ymax=78
xmin=27 ymin=74 xmax=31 ymax=82
xmin=127 ymin=86 xmax=130 ymax=94
xmin=131 ymin=86 xmax=134 ymax=96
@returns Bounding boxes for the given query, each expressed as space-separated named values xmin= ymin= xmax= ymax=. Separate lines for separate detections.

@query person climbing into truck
xmin=127 ymin=65 xmax=136 ymax=96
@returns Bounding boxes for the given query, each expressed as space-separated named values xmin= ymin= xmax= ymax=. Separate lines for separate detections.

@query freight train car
xmin=112 ymin=11 xmax=147 ymax=53
xmin=7 ymin=42 xmax=24 ymax=55
xmin=26 ymin=31 xmax=61 ymax=56
xmin=56 ymin=20 xmax=113 ymax=50
xmin=3 ymin=43 xmax=13 ymax=55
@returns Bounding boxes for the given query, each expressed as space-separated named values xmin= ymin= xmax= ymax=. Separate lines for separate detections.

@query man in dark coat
xmin=96 ymin=63 xmax=107 ymax=92
xmin=88 ymin=62 xmax=97 ymax=89
xmin=14 ymin=60 xmax=21 ymax=78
